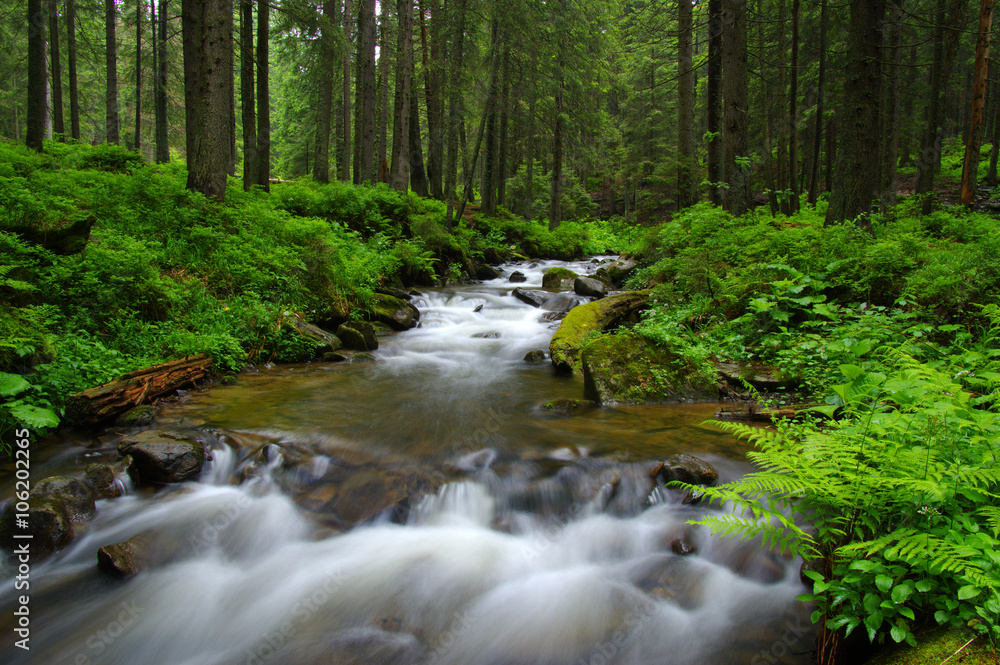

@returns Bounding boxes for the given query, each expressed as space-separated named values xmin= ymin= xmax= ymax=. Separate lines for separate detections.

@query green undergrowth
xmin=0 ymin=140 xmax=633 ymax=444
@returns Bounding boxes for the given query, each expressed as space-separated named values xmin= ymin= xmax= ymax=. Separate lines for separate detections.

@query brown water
xmin=0 ymin=258 xmax=815 ymax=665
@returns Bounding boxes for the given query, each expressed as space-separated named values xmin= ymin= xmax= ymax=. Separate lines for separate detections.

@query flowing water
xmin=0 ymin=259 xmax=815 ymax=665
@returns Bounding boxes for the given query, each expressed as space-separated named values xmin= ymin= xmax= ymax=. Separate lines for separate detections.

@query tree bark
xmin=240 ymin=0 xmax=257 ymax=189
xmin=390 ymin=0 xmax=413 ymax=191
xmin=134 ymin=0 xmax=142 ymax=150
xmin=354 ymin=0 xmax=377 ymax=184
xmin=481 ymin=21 xmax=501 ymax=214
xmin=422 ymin=0 xmax=444 ymax=199
xmin=26 ymin=0 xmax=46 ymax=151
xmin=787 ymin=0 xmax=800 ymax=212
xmin=496 ymin=52 xmax=510 ymax=207
xmin=808 ymin=0 xmax=827 ymax=204
xmin=775 ymin=0 xmax=788 ymax=213
xmin=706 ymin=0 xmax=723 ymax=204
xmin=155 ymin=0 xmax=169 ymax=162
xmin=106 ymin=0 xmax=120 ymax=144
xmin=443 ymin=0 xmax=467 ymax=227
xmin=721 ymin=0 xmax=750 ymax=217
xmin=376 ymin=0 xmax=391 ymax=180
xmin=879 ymin=0 xmax=905 ymax=208
xmin=339 ymin=0 xmax=352 ymax=182
xmin=182 ymin=0 xmax=234 ymax=200
xmin=409 ymin=69 xmax=429 ymax=196
xmin=961 ymin=0 xmax=994 ymax=206
xmin=677 ymin=0 xmax=696 ymax=210
xmin=67 ymin=0 xmax=81 ymax=140
xmin=49 ymin=0 xmax=65 ymax=141
xmin=313 ymin=0 xmax=336 ymax=184
xmin=824 ymin=0 xmax=886 ymax=225
xmin=256 ymin=0 xmax=270 ymax=190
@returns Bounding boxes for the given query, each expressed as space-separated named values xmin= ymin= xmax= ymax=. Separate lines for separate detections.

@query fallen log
xmin=64 ymin=354 xmax=212 ymax=427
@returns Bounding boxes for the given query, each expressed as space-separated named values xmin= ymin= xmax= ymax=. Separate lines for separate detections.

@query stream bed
xmin=0 ymin=258 xmax=815 ymax=665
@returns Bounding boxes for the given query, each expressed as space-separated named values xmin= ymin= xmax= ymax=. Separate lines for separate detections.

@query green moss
xmin=865 ymin=627 xmax=995 ymax=665
xmin=541 ymin=266 xmax=579 ymax=289
xmin=549 ymin=290 xmax=650 ymax=373
xmin=581 ymin=333 xmax=718 ymax=404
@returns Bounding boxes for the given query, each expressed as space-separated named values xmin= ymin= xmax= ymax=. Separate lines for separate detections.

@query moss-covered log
xmin=64 ymin=354 xmax=212 ymax=426
xmin=549 ymin=290 xmax=650 ymax=373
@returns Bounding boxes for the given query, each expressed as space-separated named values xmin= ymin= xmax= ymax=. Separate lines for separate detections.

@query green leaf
xmin=890 ymin=625 xmax=907 ymax=643
xmin=0 ymin=371 xmax=30 ymax=397
xmin=957 ymin=585 xmax=981 ymax=601
xmin=7 ymin=403 xmax=59 ymax=429
xmin=875 ymin=574 xmax=893 ymax=593
xmin=891 ymin=584 xmax=912 ymax=604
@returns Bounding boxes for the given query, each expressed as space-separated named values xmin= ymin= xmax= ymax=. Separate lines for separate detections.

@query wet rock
xmin=582 ymin=333 xmax=719 ymax=404
xmin=118 ymin=431 xmax=206 ymax=484
xmin=220 ymin=374 xmax=238 ymax=385
xmin=451 ymin=448 xmax=498 ymax=472
xmin=296 ymin=466 xmax=437 ymax=528
xmin=716 ymin=362 xmax=796 ymax=392
xmin=115 ymin=404 xmax=156 ymax=427
xmin=574 ymin=276 xmax=607 ymax=299
xmin=542 ymin=266 xmax=579 ymax=289
xmin=594 ymin=257 xmax=637 ymax=288
xmin=97 ymin=534 xmax=152 ymax=577
xmin=376 ymin=286 xmax=413 ymax=301
xmin=671 ymin=536 xmax=697 ymax=556
xmin=371 ymin=294 xmax=420 ymax=331
xmin=473 ymin=304 xmax=484 ymax=313
xmin=540 ymin=311 xmax=567 ymax=323
xmin=508 ymin=271 xmax=527 ymax=283
xmin=629 ymin=555 xmax=708 ymax=610
xmin=349 ymin=352 xmax=377 ymax=363
xmin=292 ymin=626 xmax=424 ymax=665
xmin=471 ymin=331 xmax=501 ymax=339
xmin=659 ymin=454 xmax=718 ymax=487
xmin=84 ymin=458 xmax=130 ymax=499
xmin=523 ymin=349 xmax=547 ymax=363
xmin=540 ymin=292 xmax=585 ymax=313
xmin=512 ymin=287 xmax=548 ymax=308
xmin=482 ymin=246 xmax=507 ymax=265
xmin=337 ymin=321 xmax=379 ymax=351
xmin=0 ymin=476 xmax=96 ymax=555
xmin=549 ymin=290 xmax=650 ymax=374
xmin=540 ymin=398 xmax=597 ymax=413
xmin=475 ymin=264 xmax=502 ymax=280
xmin=321 ymin=351 xmax=349 ymax=362
xmin=287 ymin=316 xmax=343 ymax=355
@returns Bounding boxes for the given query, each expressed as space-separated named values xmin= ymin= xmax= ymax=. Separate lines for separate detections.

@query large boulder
xmin=371 ymin=293 xmax=420 ymax=331
xmin=508 ymin=271 xmax=527 ymax=283
xmin=84 ymin=457 xmax=131 ymax=499
xmin=286 ymin=316 xmax=343 ymax=355
xmin=542 ymin=266 xmax=579 ymax=289
xmin=118 ymin=431 xmax=206 ymax=484
xmin=337 ymin=321 xmax=379 ymax=351
xmin=0 ymin=476 xmax=96 ymax=555
xmin=581 ymin=333 xmax=718 ymax=404
xmin=512 ymin=287 xmax=548 ymax=308
xmin=475 ymin=264 xmax=502 ymax=280
xmin=295 ymin=466 xmax=438 ymax=528
xmin=658 ymin=454 xmax=718 ymax=487
xmin=549 ymin=290 xmax=650 ymax=373
xmin=573 ymin=276 xmax=607 ymax=299
xmin=594 ymin=256 xmax=637 ymax=287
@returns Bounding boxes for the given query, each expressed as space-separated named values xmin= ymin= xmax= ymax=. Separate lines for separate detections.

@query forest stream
xmin=0 ymin=258 xmax=815 ymax=665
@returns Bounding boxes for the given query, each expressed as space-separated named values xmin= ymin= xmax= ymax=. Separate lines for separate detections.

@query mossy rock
xmin=115 ymin=404 xmax=156 ymax=427
xmin=581 ymin=333 xmax=718 ymax=404
xmin=541 ymin=266 xmax=579 ymax=289
xmin=540 ymin=398 xmax=597 ymax=413
xmin=549 ymin=290 xmax=651 ymax=374
xmin=337 ymin=321 xmax=379 ymax=351
xmin=370 ymin=293 xmax=420 ymax=331
xmin=287 ymin=316 xmax=342 ymax=355
xmin=0 ymin=476 xmax=96 ymax=555
xmin=865 ymin=627 xmax=995 ymax=665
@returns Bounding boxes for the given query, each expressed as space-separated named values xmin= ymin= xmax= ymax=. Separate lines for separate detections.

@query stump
xmin=64 ymin=354 xmax=212 ymax=426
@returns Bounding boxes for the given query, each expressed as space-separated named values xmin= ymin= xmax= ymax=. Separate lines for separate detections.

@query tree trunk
xmin=354 ymin=0 xmax=377 ymax=184
xmin=134 ymin=0 xmax=141 ymax=150
xmin=339 ymin=0 xmax=352 ymax=182
xmin=756 ymin=0 xmax=778 ymax=215
xmin=376 ymin=0 xmax=390 ymax=180
xmin=421 ymin=0 xmax=444 ymax=199
xmin=409 ymin=61 xmax=429 ymax=196
xmin=787 ymin=0 xmax=800 ymax=212
xmin=26 ymin=0 xmax=46 ymax=151
xmin=67 ymin=0 xmax=81 ymax=141
xmin=677 ymin=0 xmax=696 ymax=209
xmin=706 ymin=0 xmax=723 ymax=205
xmin=443 ymin=0 xmax=467 ymax=227
xmin=721 ymin=0 xmax=750 ymax=217
xmin=390 ymin=0 xmax=413 ymax=192
xmin=155 ymin=0 xmax=169 ymax=163
xmin=523 ymin=95 xmax=535 ymax=221
xmin=65 ymin=355 xmax=213 ymax=427
xmin=106 ymin=0 xmax=120 ymax=144
xmin=481 ymin=21 xmax=501 ymax=214
xmin=240 ymin=0 xmax=257 ymax=189
xmin=313 ymin=0 xmax=336 ymax=184
xmin=496 ymin=52 xmax=510 ymax=207
xmin=775 ymin=0 xmax=788 ymax=213
xmin=961 ymin=0 xmax=995 ymax=206
xmin=49 ymin=0 xmax=65 ymax=141
xmin=808 ymin=0 xmax=827 ymax=204
xmin=879 ymin=0 xmax=905 ymax=208
xmin=825 ymin=0 xmax=886 ymax=225
xmin=256 ymin=0 xmax=270 ymax=190
xmin=549 ymin=92 xmax=564 ymax=230
xmin=182 ymin=0 xmax=234 ymax=200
